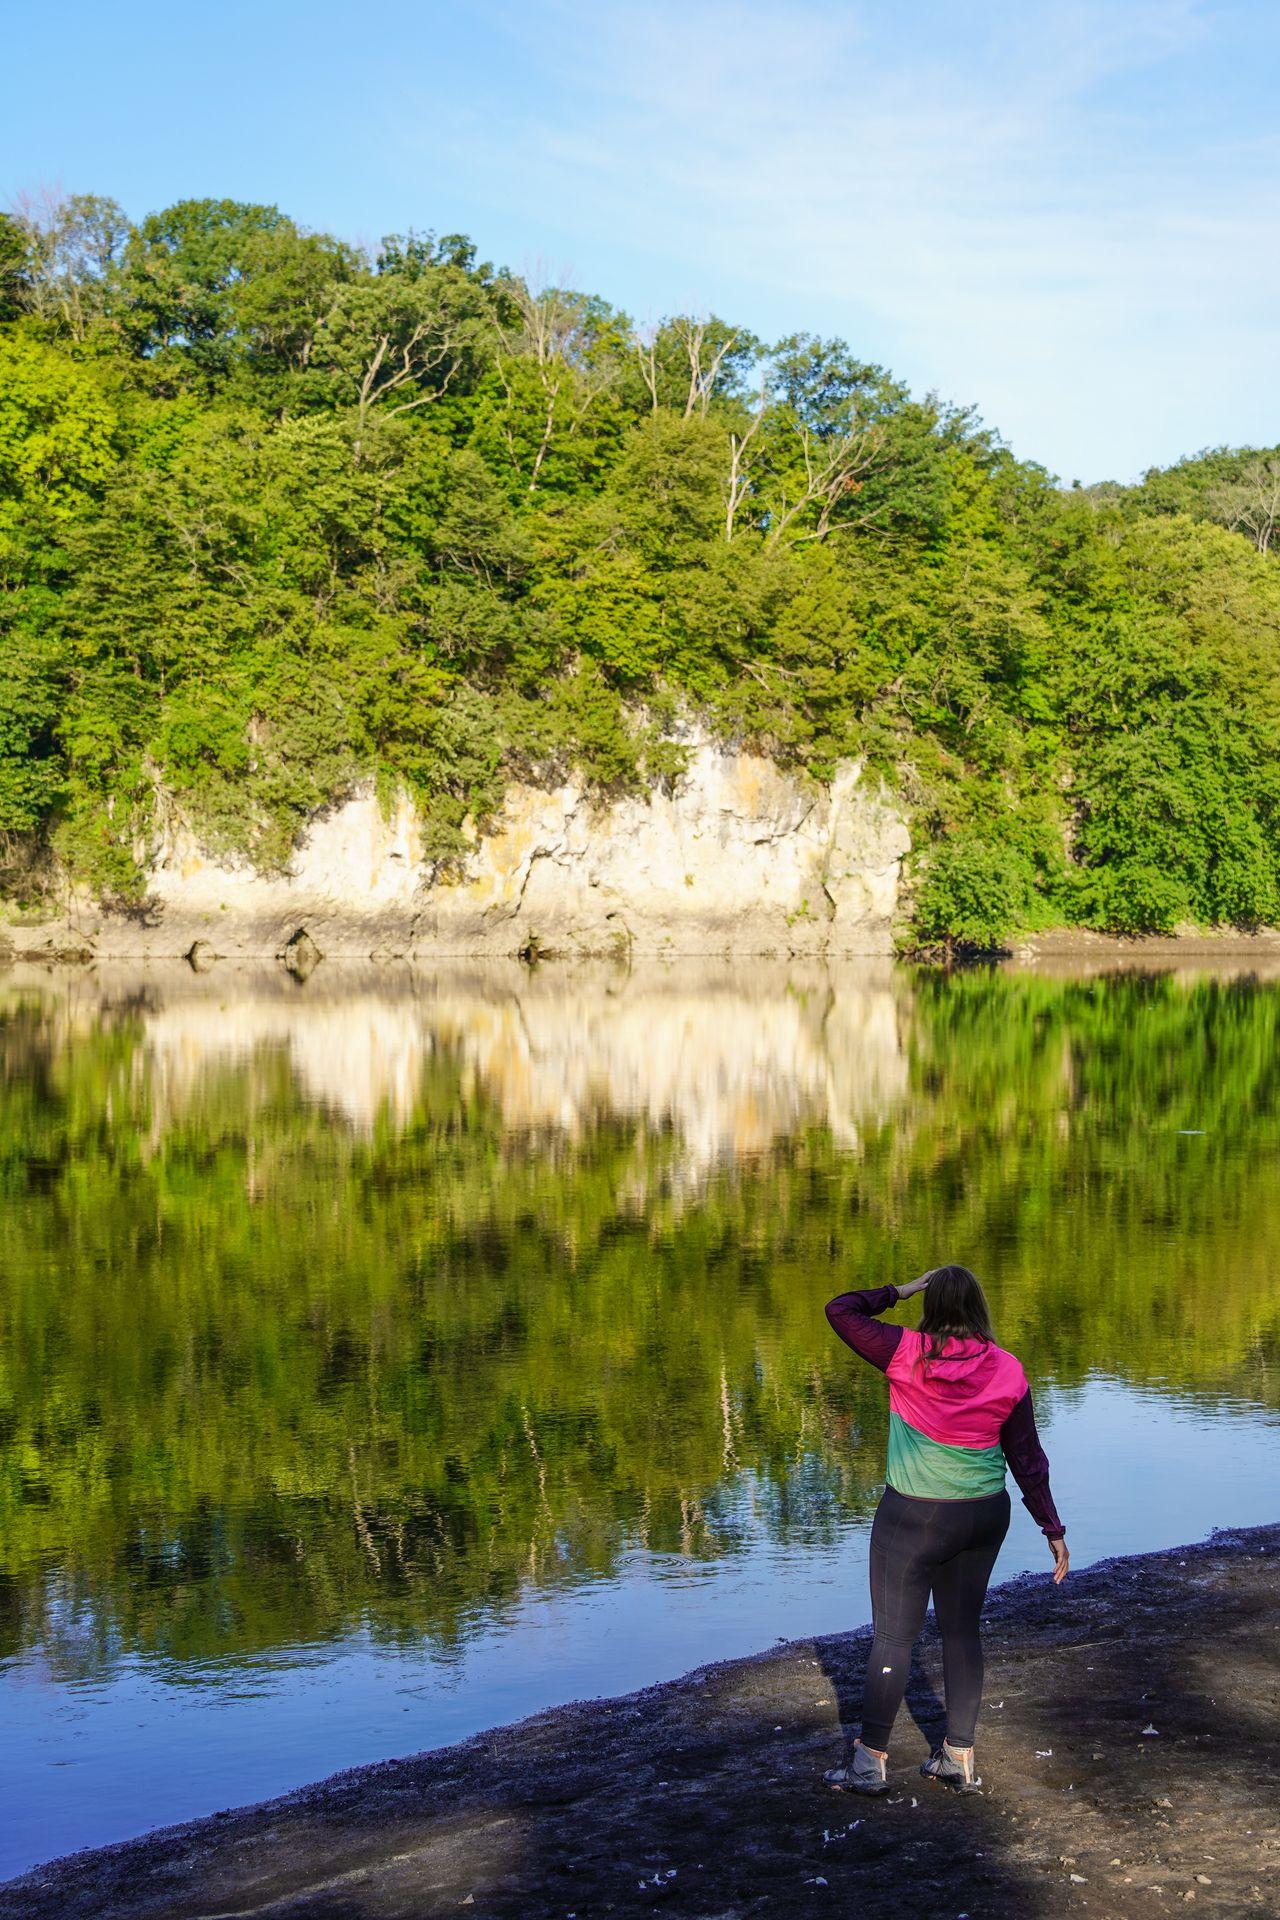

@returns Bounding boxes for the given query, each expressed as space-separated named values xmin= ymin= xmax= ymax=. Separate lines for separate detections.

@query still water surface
xmin=1 ymin=959 xmax=1278 ymax=1878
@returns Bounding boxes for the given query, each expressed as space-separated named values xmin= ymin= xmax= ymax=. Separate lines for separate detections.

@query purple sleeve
xmin=824 ymin=1287 xmax=904 ymax=1374
xmin=1000 ymin=1388 xmax=1064 ymax=1540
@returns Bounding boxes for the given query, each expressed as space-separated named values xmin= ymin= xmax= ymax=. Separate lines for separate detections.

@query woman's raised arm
xmin=824 ymin=1287 xmax=906 ymax=1373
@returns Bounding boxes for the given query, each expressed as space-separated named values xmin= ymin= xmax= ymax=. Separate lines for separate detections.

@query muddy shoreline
xmin=4 ymin=1524 xmax=1277 ymax=1918
xmin=12 ymin=916 xmax=1280 ymax=974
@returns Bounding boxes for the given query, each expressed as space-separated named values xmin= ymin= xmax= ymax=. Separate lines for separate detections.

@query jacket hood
xmin=916 ymin=1336 xmax=1002 ymax=1390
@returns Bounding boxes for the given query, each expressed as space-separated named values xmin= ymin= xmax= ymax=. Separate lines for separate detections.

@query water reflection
xmin=1 ymin=959 xmax=1278 ymax=1874
xmin=81 ymin=959 xmax=908 ymax=1152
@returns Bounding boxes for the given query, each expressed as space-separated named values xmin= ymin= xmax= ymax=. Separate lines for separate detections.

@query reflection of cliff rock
xmin=142 ymin=994 xmax=432 ymax=1136
xmin=435 ymin=967 xmax=906 ymax=1165
xmin=21 ymin=743 xmax=909 ymax=960
xmin=0 ymin=962 xmax=907 ymax=1158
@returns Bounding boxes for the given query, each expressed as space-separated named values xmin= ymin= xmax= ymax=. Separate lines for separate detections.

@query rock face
xmin=17 ymin=742 xmax=911 ymax=961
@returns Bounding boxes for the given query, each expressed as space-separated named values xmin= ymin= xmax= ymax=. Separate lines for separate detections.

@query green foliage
xmin=5 ymin=187 xmax=1280 ymax=940
xmin=908 ymin=838 xmax=1036 ymax=955
xmin=1128 ymin=442 xmax=1280 ymax=554
xmin=119 ymin=197 xmax=295 ymax=368
xmin=0 ymin=626 xmax=64 ymax=833
xmin=0 ymin=213 xmax=32 ymax=321
xmin=0 ymin=331 xmax=117 ymax=526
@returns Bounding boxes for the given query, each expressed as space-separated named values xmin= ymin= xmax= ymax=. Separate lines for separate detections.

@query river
xmin=1 ymin=958 xmax=1277 ymax=1879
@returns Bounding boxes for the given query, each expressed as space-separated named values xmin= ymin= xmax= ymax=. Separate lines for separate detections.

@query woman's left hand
xmin=896 ymin=1271 xmax=934 ymax=1299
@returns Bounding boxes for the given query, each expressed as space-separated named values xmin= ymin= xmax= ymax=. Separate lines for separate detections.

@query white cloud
xmin=405 ymin=0 xmax=1280 ymax=478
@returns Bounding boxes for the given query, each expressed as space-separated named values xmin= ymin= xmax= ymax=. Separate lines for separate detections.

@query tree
xmin=1132 ymin=443 xmax=1280 ymax=555
xmin=0 ymin=332 xmax=117 ymax=526
xmin=119 ymin=198 xmax=293 ymax=368
xmin=0 ymin=212 xmax=32 ymax=321
xmin=8 ymin=188 xmax=131 ymax=340
xmin=633 ymin=314 xmax=760 ymax=418
xmin=232 ymin=226 xmax=360 ymax=371
xmin=491 ymin=282 xmax=626 ymax=492
xmin=909 ymin=837 xmax=1031 ymax=956
xmin=719 ymin=337 xmax=934 ymax=550
xmin=1208 ymin=454 xmax=1280 ymax=555
xmin=312 ymin=267 xmax=494 ymax=451
xmin=5 ymin=181 xmax=1280 ymax=950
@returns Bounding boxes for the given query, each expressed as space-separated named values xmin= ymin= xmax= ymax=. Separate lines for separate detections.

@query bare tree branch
xmin=1212 ymin=458 xmax=1280 ymax=555
xmin=725 ymin=388 xmax=767 ymax=541
xmin=497 ymin=282 xmax=619 ymax=493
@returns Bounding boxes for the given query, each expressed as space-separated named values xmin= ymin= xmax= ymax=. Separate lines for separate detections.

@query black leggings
xmin=860 ymin=1483 xmax=1010 ymax=1752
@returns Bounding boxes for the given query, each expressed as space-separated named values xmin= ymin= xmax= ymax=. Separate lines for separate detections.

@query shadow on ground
xmin=2 ymin=1526 xmax=1277 ymax=1919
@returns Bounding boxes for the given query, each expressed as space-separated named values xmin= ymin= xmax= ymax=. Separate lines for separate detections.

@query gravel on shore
xmin=4 ymin=1524 xmax=1278 ymax=1920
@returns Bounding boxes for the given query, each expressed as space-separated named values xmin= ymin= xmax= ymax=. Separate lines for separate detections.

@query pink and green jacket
xmin=825 ymin=1287 xmax=1064 ymax=1540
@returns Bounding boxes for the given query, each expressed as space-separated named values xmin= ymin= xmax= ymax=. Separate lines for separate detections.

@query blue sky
xmin=4 ymin=0 xmax=1277 ymax=481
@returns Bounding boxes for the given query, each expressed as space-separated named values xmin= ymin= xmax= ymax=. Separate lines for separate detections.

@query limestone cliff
xmin=14 ymin=741 xmax=910 ymax=962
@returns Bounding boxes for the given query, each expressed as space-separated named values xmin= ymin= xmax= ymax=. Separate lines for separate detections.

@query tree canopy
xmin=4 ymin=189 xmax=1280 ymax=947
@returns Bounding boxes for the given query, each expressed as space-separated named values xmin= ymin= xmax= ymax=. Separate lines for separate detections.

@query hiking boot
xmin=825 ymin=1740 xmax=889 ymax=1796
xmin=920 ymin=1740 xmax=981 ymax=1792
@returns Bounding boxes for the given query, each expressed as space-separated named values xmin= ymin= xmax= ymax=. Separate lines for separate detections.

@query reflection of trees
xmin=1 ymin=971 xmax=1278 ymax=1675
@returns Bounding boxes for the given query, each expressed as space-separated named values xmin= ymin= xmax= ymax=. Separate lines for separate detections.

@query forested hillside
xmin=3 ymin=190 xmax=1280 ymax=948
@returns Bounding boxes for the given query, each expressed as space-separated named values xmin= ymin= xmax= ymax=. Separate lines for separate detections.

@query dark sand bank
xmin=4 ymin=1526 xmax=1277 ymax=1919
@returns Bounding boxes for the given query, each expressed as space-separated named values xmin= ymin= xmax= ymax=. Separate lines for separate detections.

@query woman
xmin=824 ymin=1265 xmax=1067 ymax=1795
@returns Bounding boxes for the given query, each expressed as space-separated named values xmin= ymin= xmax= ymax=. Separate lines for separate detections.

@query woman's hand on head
xmin=896 ymin=1271 xmax=933 ymax=1300
xmin=1049 ymin=1537 xmax=1069 ymax=1585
